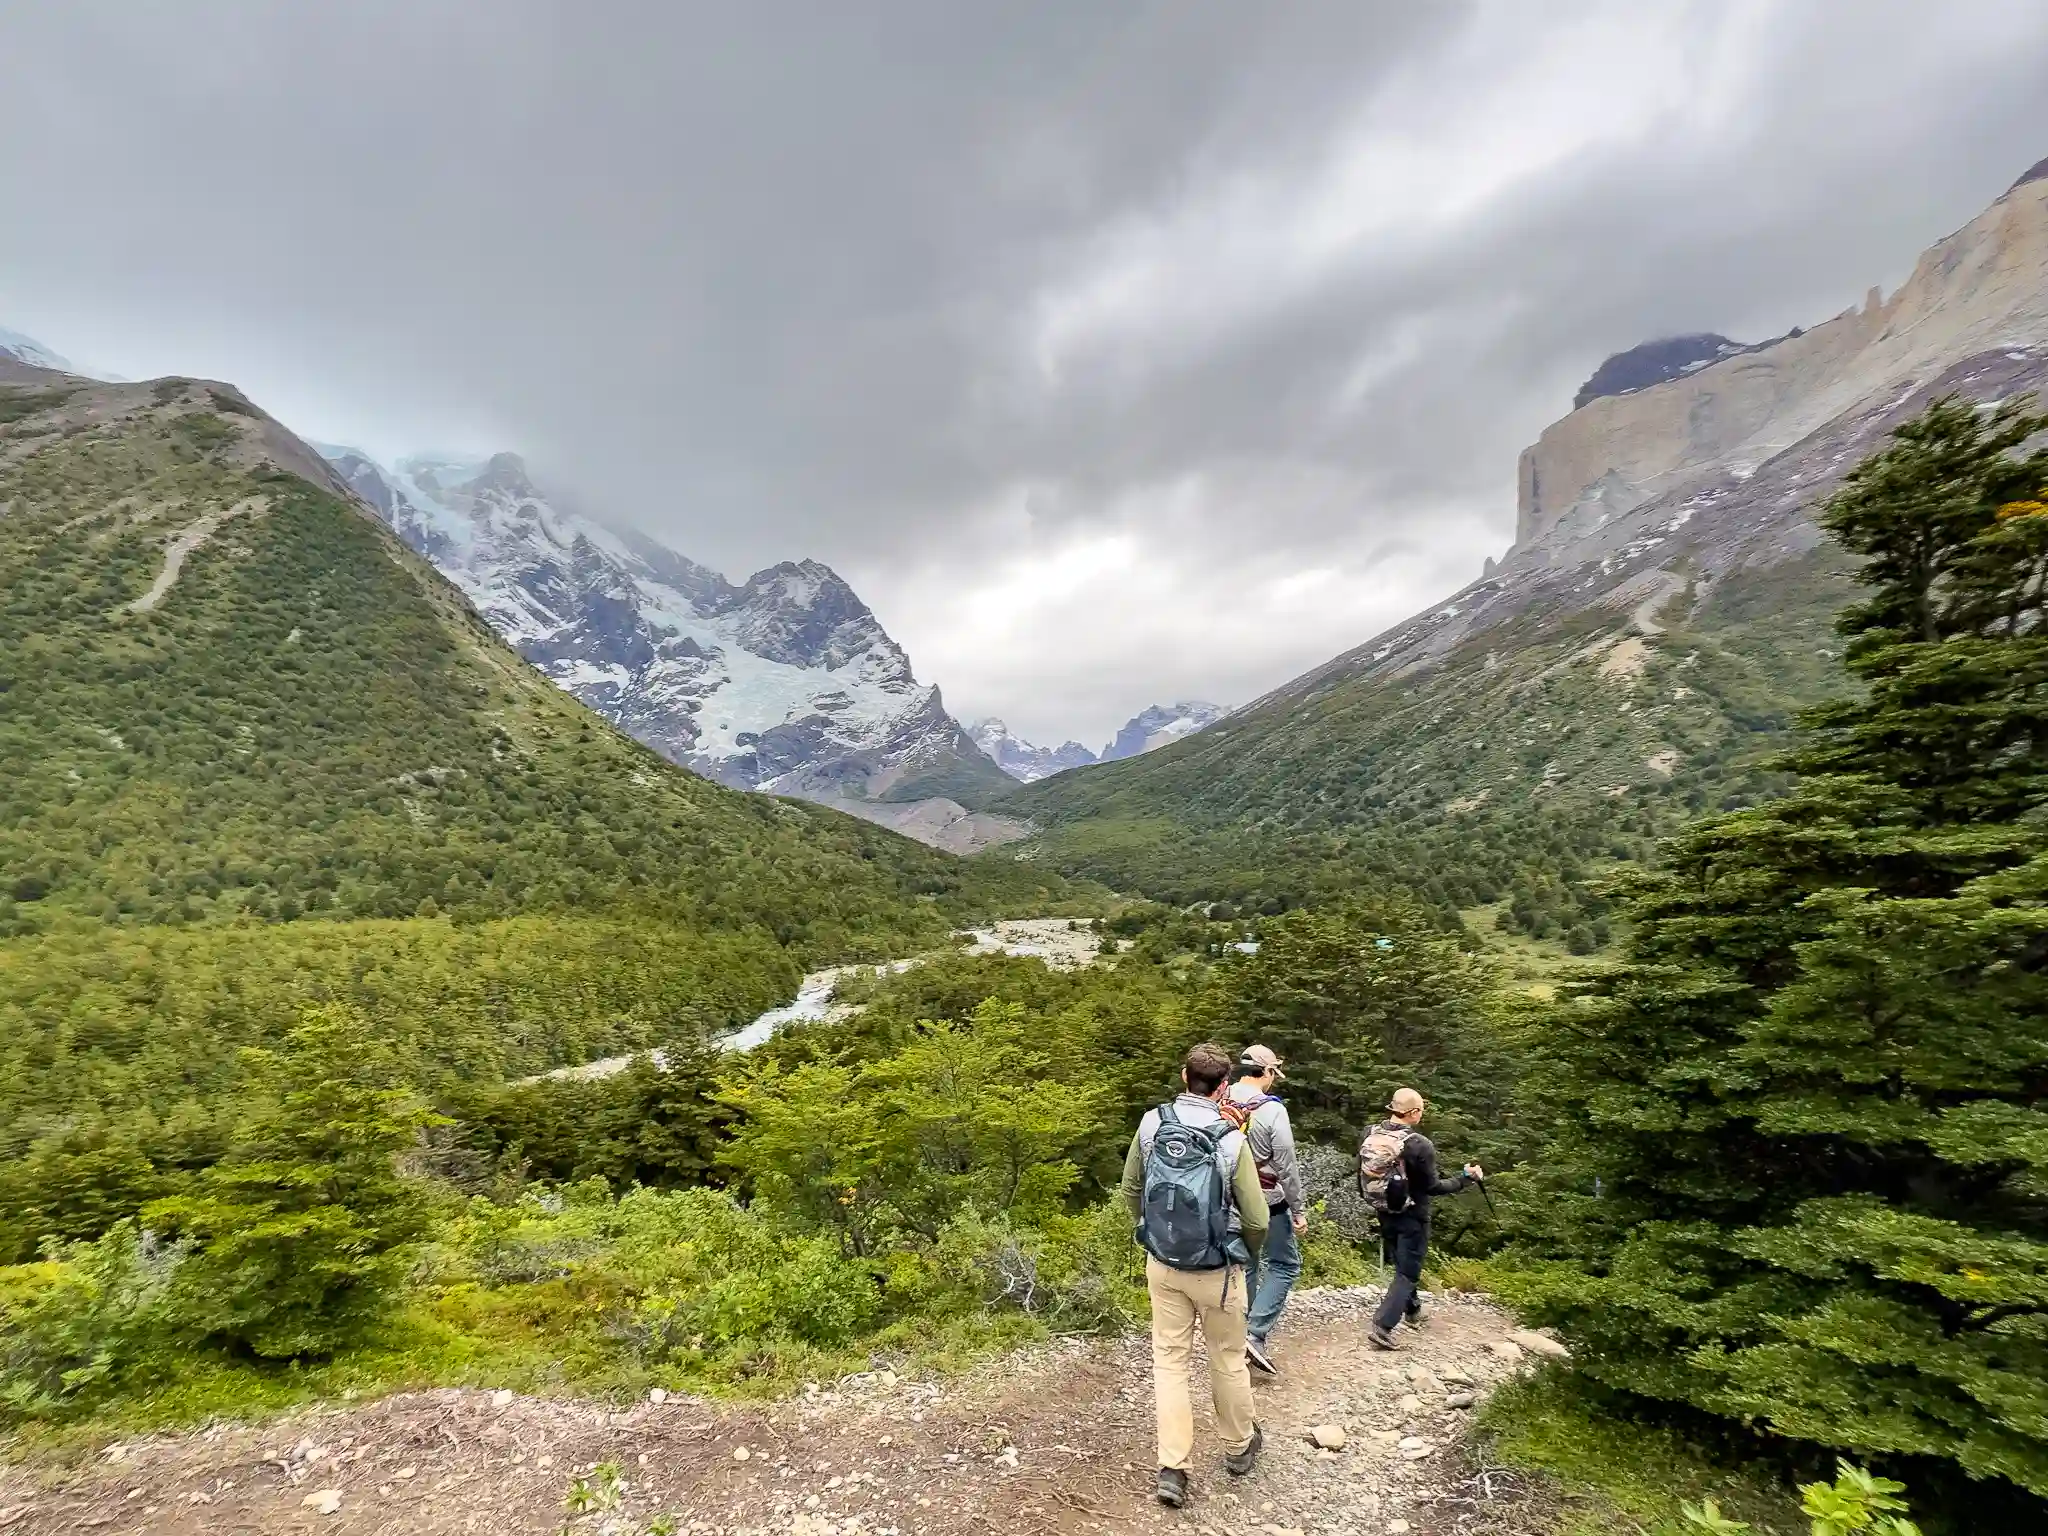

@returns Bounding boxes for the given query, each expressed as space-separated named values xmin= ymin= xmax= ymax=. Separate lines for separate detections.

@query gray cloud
xmin=3 ymin=1 xmax=2046 ymax=742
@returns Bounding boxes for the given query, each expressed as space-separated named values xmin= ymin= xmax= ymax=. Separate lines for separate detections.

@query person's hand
xmin=1465 ymin=1163 xmax=1485 ymax=1181
xmin=1292 ymin=1212 xmax=1308 ymax=1235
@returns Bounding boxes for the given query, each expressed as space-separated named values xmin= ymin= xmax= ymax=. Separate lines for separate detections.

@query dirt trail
xmin=124 ymin=497 xmax=265 ymax=614
xmin=0 ymin=1289 xmax=1565 ymax=1536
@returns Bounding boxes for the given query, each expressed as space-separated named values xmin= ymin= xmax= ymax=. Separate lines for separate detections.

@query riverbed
xmin=526 ymin=918 xmax=1112 ymax=1083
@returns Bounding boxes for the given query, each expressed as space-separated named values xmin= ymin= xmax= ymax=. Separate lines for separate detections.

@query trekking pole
xmin=1474 ymin=1177 xmax=1497 ymax=1220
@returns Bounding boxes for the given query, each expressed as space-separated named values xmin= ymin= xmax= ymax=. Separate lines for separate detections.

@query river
xmin=526 ymin=918 xmax=1108 ymax=1083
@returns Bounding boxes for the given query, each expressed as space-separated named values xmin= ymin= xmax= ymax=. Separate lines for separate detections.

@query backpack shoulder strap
xmin=1157 ymin=1101 xmax=1182 ymax=1128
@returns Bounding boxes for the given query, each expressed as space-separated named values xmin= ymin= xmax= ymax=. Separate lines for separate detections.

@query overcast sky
xmin=4 ymin=2 xmax=2046 ymax=745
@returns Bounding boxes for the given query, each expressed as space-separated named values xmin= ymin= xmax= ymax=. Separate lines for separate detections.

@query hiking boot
xmin=1155 ymin=1467 xmax=1189 ymax=1508
xmin=1367 ymin=1323 xmax=1400 ymax=1351
xmin=1224 ymin=1423 xmax=1264 ymax=1477
xmin=1245 ymin=1336 xmax=1278 ymax=1376
xmin=1405 ymin=1303 xmax=1427 ymax=1329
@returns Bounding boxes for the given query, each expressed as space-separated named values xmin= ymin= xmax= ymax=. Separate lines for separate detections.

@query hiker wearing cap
xmin=1357 ymin=1087 xmax=1483 ymax=1350
xmin=1120 ymin=1042 xmax=1270 ymax=1508
xmin=1223 ymin=1044 xmax=1306 ymax=1377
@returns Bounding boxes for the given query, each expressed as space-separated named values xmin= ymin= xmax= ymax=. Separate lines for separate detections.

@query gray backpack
xmin=1137 ymin=1103 xmax=1232 ymax=1270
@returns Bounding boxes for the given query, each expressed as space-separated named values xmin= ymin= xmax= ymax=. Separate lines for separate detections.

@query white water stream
xmin=525 ymin=919 xmax=1109 ymax=1084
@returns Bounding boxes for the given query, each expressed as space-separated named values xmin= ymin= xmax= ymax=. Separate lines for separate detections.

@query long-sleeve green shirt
xmin=1119 ymin=1095 xmax=1270 ymax=1248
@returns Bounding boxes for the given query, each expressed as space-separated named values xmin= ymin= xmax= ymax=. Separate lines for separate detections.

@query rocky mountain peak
xmin=969 ymin=719 xmax=1098 ymax=782
xmin=0 ymin=327 xmax=71 ymax=372
xmin=2009 ymin=154 xmax=2048 ymax=194
xmin=1102 ymin=701 xmax=1227 ymax=761
xmin=469 ymin=451 xmax=538 ymax=498
xmin=721 ymin=558 xmax=908 ymax=678
xmin=319 ymin=447 xmax=1009 ymax=832
xmin=1572 ymin=334 xmax=1745 ymax=410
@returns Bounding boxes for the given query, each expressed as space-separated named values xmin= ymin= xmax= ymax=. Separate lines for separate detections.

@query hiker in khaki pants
xmin=1120 ymin=1042 xmax=1271 ymax=1507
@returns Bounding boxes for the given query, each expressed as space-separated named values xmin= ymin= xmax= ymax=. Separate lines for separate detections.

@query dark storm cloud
xmin=3 ymin=1 xmax=2046 ymax=741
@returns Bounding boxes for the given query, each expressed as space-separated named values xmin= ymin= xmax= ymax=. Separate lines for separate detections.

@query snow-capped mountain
xmin=970 ymin=703 xmax=1231 ymax=781
xmin=0 ymin=327 xmax=70 ymax=371
xmin=969 ymin=719 xmax=1098 ymax=782
xmin=1101 ymin=701 xmax=1228 ymax=761
xmin=322 ymin=448 xmax=1012 ymax=813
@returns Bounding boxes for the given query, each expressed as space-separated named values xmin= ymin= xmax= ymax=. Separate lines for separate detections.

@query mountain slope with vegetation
xmin=0 ymin=372 xmax=1058 ymax=945
xmin=998 ymin=168 xmax=2048 ymax=933
xmin=1505 ymin=396 xmax=2048 ymax=1519
xmin=0 ymin=366 xmax=1078 ymax=1256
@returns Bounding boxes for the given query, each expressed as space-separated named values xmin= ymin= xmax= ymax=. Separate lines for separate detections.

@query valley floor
xmin=0 ymin=1290 xmax=1571 ymax=1536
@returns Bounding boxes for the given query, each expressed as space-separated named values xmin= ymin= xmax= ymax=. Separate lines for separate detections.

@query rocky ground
xmin=0 ymin=1288 xmax=1576 ymax=1536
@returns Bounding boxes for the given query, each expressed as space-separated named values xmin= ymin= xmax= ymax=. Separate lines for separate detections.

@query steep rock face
xmin=323 ymin=450 xmax=1011 ymax=812
xmin=970 ymin=719 xmax=1098 ymax=782
xmin=1518 ymin=173 xmax=2048 ymax=551
xmin=1101 ymin=702 xmax=1228 ymax=761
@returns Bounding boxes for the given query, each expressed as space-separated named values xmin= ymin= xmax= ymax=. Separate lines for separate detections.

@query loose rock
xmin=1396 ymin=1394 xmax=1423 ymax=1415
xmin=1445 ymin=1391 xmax=1477 ymax=1410
xmin=1310 ymin=1424 xmax=1347 ymax=1451
xmin=301 ymin=1490 xmax=343 ymax=1516
xmin=1509 ymin=1329 xmax=1571 ymax=1360
xmin=1487 ymin=1340 xmax=1523 ymax=1362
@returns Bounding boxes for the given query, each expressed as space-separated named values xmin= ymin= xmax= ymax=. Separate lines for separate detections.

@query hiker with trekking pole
xmin=1356 ymin=1086 xmax=1485 ymax=1351
xmin=1120 ymin=1042 xmax=1270 ymax=1509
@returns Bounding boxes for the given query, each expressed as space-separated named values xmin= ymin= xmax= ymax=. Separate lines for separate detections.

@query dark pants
xmin=1373 ymin=1211 xmax=1429 ymax=1333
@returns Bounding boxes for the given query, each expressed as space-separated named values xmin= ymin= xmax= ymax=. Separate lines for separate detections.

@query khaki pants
xmin=1145 ymin=1256 xmax=1256 ymax=1471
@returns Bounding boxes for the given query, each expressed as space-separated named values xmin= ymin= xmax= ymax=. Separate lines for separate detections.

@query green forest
xmin=3 ymin=375 xmax=2045 ymax=1533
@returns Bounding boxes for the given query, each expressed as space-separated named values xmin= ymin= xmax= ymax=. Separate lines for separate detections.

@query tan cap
xmin=1242 ymin=1043 xmax=1285 ymax=1082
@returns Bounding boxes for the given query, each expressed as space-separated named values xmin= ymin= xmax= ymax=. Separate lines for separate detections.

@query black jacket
xmin=1378 ymin=1122 xmax=1469 ymax=1220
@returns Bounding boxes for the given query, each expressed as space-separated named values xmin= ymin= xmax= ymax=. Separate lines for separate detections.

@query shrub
xmin=0 ymin=1224 xmax=184 ymax=1421
xmin=935 ymin=1205 xmax=1142 ymax=1334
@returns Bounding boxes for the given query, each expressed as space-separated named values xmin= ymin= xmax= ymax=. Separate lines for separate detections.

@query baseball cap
xmin=1242 ymin=1043 xmax=1286 ymax=1082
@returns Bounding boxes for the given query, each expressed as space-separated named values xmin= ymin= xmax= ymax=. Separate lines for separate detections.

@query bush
xmin=935 ymin=1205 xmax=1143 ymax=1334
xmin=0 ymin=1224 xmax=184 ymax=1421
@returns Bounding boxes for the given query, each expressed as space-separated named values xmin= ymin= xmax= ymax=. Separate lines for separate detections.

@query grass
xmin=1458 ymin=900 xmax=1621 ymax=994
xmin=1476 ymin=1370 xmax=1805 ymax=1535
xmin=2 ymin=1286 xmax=1074 ymax=1461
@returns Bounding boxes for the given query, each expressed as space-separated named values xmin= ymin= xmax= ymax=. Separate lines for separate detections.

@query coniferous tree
xmin=1189 ymin=897 xmax=1516 ymax=1155
xmin=1505 ymin=397 xmax=2048 ymax=1502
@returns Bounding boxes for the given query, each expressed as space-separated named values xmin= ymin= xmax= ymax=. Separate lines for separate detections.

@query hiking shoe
xmin=1245 ymin=1336 xmax=1278 ymax=1376
xmin=1367 ymin=1323 xmax=1400 ymax=1351
xmin=1405 ymin=1303 xmax=1427 ymax=1329
xmin=1224 ymin=1423 xmax=1264 ymax=1477
xmin=1155 ymin=1467 xmax=1189 ymax=1508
